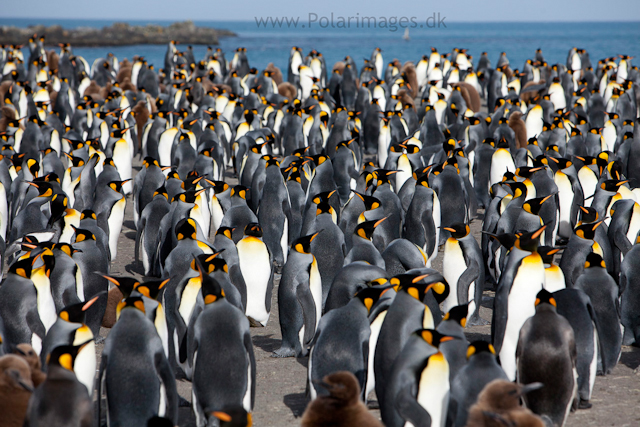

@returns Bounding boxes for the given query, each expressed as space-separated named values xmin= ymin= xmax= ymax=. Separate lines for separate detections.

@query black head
xmin=522 ymin=194 xmax=554 ymax=216
xmin=354 ymin=285 xmax=392 ymax=314
xmin=441 ymin=223 xmax=470 ymax=239
xmin=99 ymin=274 xmax=140 ymax=299
xmin=534 ymin=289 xmax=556 ymax=308
xmin=354 ymin=217 xmax=387 ymax=240
xmin=230 ymin=185 xmax=249 ymax=200
xmin=47 ymin=342 xmax=93 ymax=371
xmin=466 ymin=340 xmax=496 ymax=359
xmin=442 ymin=304 xmax=469 ymax=327
xmin=244 ymin=223 xmax=263 ymax=238
xmin=216 ymin=227 xmax=234 ymax=240
xmin=59 ymin=292 xmax=103 ymax=323
xmin=135 ymin=278 xmax=169 ymax=301
xmin=514 ymin=224 xmax=546 ymax=252
xmin=391 ymin=273 xmax=449 ymax=304
xmin=175 ymin=218 xmax=198 ymax=240
xmin=193 ymin=256 xmax=226 ymax=305
xmin=577 ymin=205 xmax=599 ymax=223
xmin=584 ymin=252 xmax=606 ymax=269
xmin=416 ymin=329 xmax=457 ymax=348
xmin=353 ymin=192 xmax=381 ymax=211
xmin=574 ymin=221 xmax=602 ymax=240
xmin=537 ymin=246 xmax=562 ymax=264
xmin=292 ymin=232 xmax=321 ymax=254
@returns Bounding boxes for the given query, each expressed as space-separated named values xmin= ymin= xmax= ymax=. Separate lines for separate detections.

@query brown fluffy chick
xmin=301 ymin=371 xmax=382 ymax=427
xmin=14 ymin=344 xmax=46 ymax=387
xmin=466 ymin=379 xmax=545 ymax=427
xmin=0 ymin=354 xmax=34 ymax=427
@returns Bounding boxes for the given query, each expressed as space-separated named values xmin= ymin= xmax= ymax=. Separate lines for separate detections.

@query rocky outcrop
xmin=0 ymin=20 xmax=236 ymax=47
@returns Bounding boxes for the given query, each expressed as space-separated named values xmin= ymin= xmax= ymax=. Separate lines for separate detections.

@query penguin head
xmin=537 ymin=246 xmax=562 ymax=264
xmin=175 ymin=189 xmax=204 ymax=204
xmin=59 ymin=293 xmax=103 ymax=324
xmin=354 ymin=192 xmax=381 ymax=211
xmin=108 ymin=180 xmax=130 ymax=194
xmin=183 ymin=174 xmax=205 ymax=191
xmin=46 ymin=341 xmax=93 ymax=372
xmin=354 ymin=285 xmax=391 ymax=313
xmin=192 ymin=256 xmax=226 ymax=305
xmin=391 ymin=274 xmax=449 ymax=304
xmin=514 ymin=166 xmax=543 ymax=179
xmin=193 ymin=252 xmax=228 ymax=274
xmin=53 ymin=242 xmax=79 ymax=257
xmin=152 ymin=185 xmax=169 ymax=200
xmin=32 ymin=248 xmax=55 ymax=277
xmin=441 ymin=223 xmax=470 ymax=239
xmin=80 ymin=210 xmax=97 ymax=221
xmin=230 ymin=185 xmax=248 ymax=200
xmin=442 ymin=304 xmax=469 ymax=327
xmin=514 ymin=224 xmax=546 ymax=252
xmin=534 ymin=289 xmax=557 ymax=309
xmin=574 ymin=221 xmax=602 ymax=240
xmin=116 ymin=296 xmax=146 ymax=319
xmin=503 ymin=181 xmax=527 ymax=199
xmin=216 ymin=227 xmax=234 ymax=241
xmin=292 ymin=232 xmax=321 ymax=254
xmin=27 ymin=181 xmax=55 ymax=198
xmin=175 ymin=218 xmax=198 ymax=241
xmin=547 ymin=156 xmax=572 ymax=170
xmin=99 ymin=275 xmax=140 ymax=299
xmin=354 ymin=217 xmax=387 ymax=241
xmin=466 ymin=340 xmax=496 ymax=359
xmin=205 ymin=180 xmax=230 ymax=195
xmin=417 ymin=329 xmax=457 ymax=349
xmin=135 ymin=279 xmax=169 ymax=301
xmin=373 ymin=169 xmax=397 ymax=186
xmin=244 ymin=223 xmax=263 ymax=238
xmin=522 ymin=194 xmax=554 ymax=215
xmin=8 ymin=257 xmax=33 ymax=278
xmin=600 ymin=179 xmax=628 ymax=193
xmin=577 ymin=205 xmax=599 ymax=223
xmin=584 ymin=252 xmax=606 ymax=269
xmin=311 ymin=190 xmax=337 ymax=206
xmin=143 ymin=157 xmax=160 ymax=168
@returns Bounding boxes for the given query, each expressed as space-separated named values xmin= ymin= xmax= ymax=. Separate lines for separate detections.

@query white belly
xmin=108 ymin=198 xmax=126 ymax=260
xmin=442 ymin=239 xmax=465 ymax=314
xmin=408 ymin=354 xmax=449 ymax=427
xmin=238 ymin=237 xmax=272 ymax=326
xmin=500 ymin=253 xmax=545 ymax=381
xmin=365 ymin=311 xmax=387 ymax=399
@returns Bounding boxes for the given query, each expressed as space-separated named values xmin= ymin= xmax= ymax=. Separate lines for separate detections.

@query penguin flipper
xmin=394 ymin=387 xmax=432 ymax=427
xmin=296 ymin=281 xmax=317 ymax=349
xmin=26 ymin=309 xmax=46 ymax=344
xmin=244 ymin=329 xmax=257 ymax=408
xmin=457 ymin=260 xmax=480 ymax=306
xmin=155 ymin=350 xmax=179 ymax=424
xmin=613 ymin=229 xmax=633 ymax=256
xmin=135 ymin=216 xmax=145 ymax=263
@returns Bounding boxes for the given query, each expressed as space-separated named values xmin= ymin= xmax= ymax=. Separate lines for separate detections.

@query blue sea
xmin=1 ymin=18 xmax=639 ymax=74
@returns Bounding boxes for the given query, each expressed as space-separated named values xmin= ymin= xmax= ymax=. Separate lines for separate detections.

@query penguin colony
xmin=0 ymin=34 xmax=638 ymax=427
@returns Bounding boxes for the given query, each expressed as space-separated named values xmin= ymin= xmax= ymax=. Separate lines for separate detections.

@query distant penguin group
xmin=0 ymin=33 xmax=639 ymax=427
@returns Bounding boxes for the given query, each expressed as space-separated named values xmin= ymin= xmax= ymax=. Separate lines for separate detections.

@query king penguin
xmin=236 ymin=223 xmax=273 ymax=327
xmin=273 ymin=232 xmax=322 ymax=358
xmin=516 ymin=289 xmax=578 ymax=427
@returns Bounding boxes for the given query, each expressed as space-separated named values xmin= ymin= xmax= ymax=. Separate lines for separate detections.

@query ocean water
xmin=2 ymin=18 xmax=639 ymax=75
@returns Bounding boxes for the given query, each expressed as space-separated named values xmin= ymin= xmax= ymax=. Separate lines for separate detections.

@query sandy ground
xmin=96 ymin=161 xmax=640 ymax=427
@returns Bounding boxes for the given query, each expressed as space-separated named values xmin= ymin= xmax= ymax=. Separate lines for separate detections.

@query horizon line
xmin=2 ymin=17 xmax=640 ymax=24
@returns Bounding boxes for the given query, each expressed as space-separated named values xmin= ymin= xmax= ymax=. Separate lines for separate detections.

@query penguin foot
xmin=248 ymin=317 xmax=265 ymax=327
xmin=179 ymin=396 xmax=191 ymax=407
xmin=578 ymin=399 xmax=592 ymax=409
xmin=467 ymin=314 xmax=490 ymax=326
xmin=272 ymin=347 xmax=296 ymax=358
